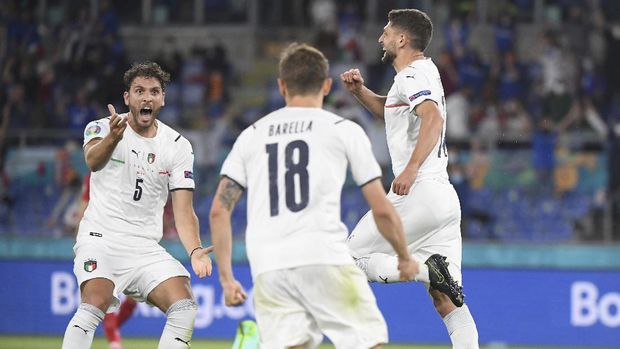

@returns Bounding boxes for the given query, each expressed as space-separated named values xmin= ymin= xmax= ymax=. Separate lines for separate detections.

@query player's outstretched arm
xmin=209 ymin=176 xmax=248 ymax=306
xmin=171 ymin=189 xmax=213 ymax=278
xmin=340 ymin=68 xmax=387 ymax=119
xmin=360 ymin=179 xmax=419 ymax=280
xmin=84 ymin=104 xmax=127 ymax=171
xmin=392 ymin=100 xmax=444 ymax=195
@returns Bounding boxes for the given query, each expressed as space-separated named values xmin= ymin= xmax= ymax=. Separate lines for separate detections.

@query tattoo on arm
xmin=218 ymin=177 xmax=244 ymax=211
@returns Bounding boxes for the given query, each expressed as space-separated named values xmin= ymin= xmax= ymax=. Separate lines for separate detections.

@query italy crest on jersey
xmin=84 ymin=259 xmax=97 ymax=272
xmin=147 ymin=153 xmax=156 ymax=164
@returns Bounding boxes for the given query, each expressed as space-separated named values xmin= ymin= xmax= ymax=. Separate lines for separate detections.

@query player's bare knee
xmin=80 ymin=279 xmax=115 ymax=312
xmin=80 ymin=293 xmax=114 ymax=313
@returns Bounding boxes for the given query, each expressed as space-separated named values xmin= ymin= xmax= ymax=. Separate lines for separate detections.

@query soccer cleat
xmin=425 ymin=254 xmax=464 ymax=307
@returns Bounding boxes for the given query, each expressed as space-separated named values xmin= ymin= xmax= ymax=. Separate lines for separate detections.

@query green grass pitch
xmin=0 ymin=336 xmax=607 ymax=349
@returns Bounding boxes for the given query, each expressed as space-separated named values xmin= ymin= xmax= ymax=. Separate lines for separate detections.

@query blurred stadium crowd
xmin=1 ymin=0 xmax=620 ymax=243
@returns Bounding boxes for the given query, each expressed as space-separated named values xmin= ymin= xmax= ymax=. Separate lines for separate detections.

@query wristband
xmin=189 ymin=246 xmax=203 ymax=258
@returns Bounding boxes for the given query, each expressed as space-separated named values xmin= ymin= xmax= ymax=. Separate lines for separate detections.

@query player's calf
xmin=61 ymin=303 xmax=105 ymax=349
xmin=158 ymin=299 xmax=198 ymax=349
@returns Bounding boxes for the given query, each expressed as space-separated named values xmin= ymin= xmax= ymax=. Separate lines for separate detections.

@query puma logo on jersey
xmin=131 ymin=149 xmax=139 ymax=157
xmin=379 ymin=276 xmax=389 ymax=283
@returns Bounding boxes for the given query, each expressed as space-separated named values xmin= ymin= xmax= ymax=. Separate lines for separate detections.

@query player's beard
xmin=381 ymin=48 xmax=396 ymax=65
xmin=129 ymin=105 xmax=160 ymax=130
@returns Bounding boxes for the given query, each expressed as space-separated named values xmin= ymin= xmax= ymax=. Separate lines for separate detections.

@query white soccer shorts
xmin=73 ymin=234 xmax=190 ymax=312
xmin=347 ymin=178 xmax=463 ymax=284
xmin=253 ymin=264 xmax=388 ymax=349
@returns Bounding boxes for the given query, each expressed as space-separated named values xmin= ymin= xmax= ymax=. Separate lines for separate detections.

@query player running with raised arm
xmin=340 ymin=9 xmax=479 ymax=349
xmin=61 ymin=61 xmax=212 ymax=349
xmin=210 ymin=43 xmax=418 ymax=349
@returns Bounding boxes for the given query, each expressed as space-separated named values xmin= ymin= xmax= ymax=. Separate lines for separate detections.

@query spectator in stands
xmin=3 ymin=83 xmax=32 ymax=130
xmin=437 ymin=50 xmax=459 ymax=97
xmin=496 ymin=50 xmax=526 ymax=102
xmin=532 ymin=116 xmax=557 ymax=192
xmin=537 ymin=30 xmax=574 ymax=126
xmin=446 ymin=86 xmax=472 ymax=142
xmin=66 ymin=90 xmax=99 ymax=132
xmin=47 ymin=140 xmax=82 ymax=236
xmin=494 ymin=13 xmax=516 ymax=54
xmin=607 ymin=92 xmax=620 ymax=240
xmin=456 ymin=49 xmax=487 ymax=93
xmin=476 ymin=102 xmax=501 ymax=147
xmin=0 ymin=102 xmax=14 ymax=225
xmin=500 ymin=99 xmax=532 ymax=141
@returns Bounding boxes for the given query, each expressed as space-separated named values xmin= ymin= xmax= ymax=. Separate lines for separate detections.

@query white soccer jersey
xmin=221 ymin=107 xmax=382 ymax=278
xmin=384 ymin=58 xmax=448 ymax=181
xmin=79 ymin=115 xmax=195 ymax=244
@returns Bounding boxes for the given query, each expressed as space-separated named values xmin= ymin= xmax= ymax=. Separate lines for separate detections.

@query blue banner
xmin=0 ymin=261 xmax=618 ymax=347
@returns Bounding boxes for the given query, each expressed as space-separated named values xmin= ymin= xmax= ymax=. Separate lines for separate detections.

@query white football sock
xmin=61 ymin=303 xmax=105 ymax=349
xmin=355 ymin=252 xmax=429 ymax=283
xmin=443 ymin=304 xmax=479 ymax=349
xmin=158 ymin=299 xmax=198 ymax=349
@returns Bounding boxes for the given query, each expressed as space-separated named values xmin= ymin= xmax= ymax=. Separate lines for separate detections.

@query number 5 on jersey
xmin=134 ymin=178 xmax=144 ymax=201
xmin=265 ymin=140 xmax=309 ymax=216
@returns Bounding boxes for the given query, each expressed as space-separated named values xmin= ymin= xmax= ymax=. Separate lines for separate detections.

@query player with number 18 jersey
xmin=221 ymin=107 xmax=382 ymax=279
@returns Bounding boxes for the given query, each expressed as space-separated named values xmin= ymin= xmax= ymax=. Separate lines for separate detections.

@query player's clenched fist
xmin=107 ymin=104 xmax=127 ymax=141
xmin=222 ymin=279 xmax=247 ymax=306
xmin=339 ymin=68 xmax=365 ymax=93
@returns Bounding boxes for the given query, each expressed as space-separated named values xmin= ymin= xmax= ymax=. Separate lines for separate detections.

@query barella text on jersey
xmin=268 ymin=120 xmax=313 ymax=137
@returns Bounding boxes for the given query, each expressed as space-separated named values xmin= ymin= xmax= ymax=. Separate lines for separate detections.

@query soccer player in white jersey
xmin=61 ymin=62 xmax=213 ymax=349
xmin=340 ymin=9 xmax=479 ymax=349
xmin=210 ymin=43 xmax=419 ymax=349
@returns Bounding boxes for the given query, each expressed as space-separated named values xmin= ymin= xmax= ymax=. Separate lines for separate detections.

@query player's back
xmin=221 ymin=107 xmax=381 ymax=278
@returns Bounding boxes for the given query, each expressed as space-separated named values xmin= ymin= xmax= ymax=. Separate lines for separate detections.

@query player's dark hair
xmin=388 ymin=9 xmax=433 ymax=52
xmin=279 ymin=43 xmax=329 ymax=96
xmin=123 ymin=61 xmax=171 ymax=91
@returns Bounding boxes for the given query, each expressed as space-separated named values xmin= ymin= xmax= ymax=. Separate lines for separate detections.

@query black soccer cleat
xmin=425 ymin=254 xmax=465 ymax=307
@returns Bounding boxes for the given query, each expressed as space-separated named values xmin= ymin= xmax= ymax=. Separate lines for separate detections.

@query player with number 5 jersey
xmin=62 ymin=62 xmax=213 ymax=349
xmin=80 ymin=112 xmax=193 ymax=243
xmin=210 ymin=43 xmax=418 ymax=349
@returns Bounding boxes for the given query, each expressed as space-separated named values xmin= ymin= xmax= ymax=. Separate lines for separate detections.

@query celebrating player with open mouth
xmin=62 ymin=62 xmax=212 ymax=349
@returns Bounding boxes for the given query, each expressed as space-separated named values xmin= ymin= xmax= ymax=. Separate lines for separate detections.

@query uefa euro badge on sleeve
xmin=231 ymin=320 xmax=259 ymax=349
